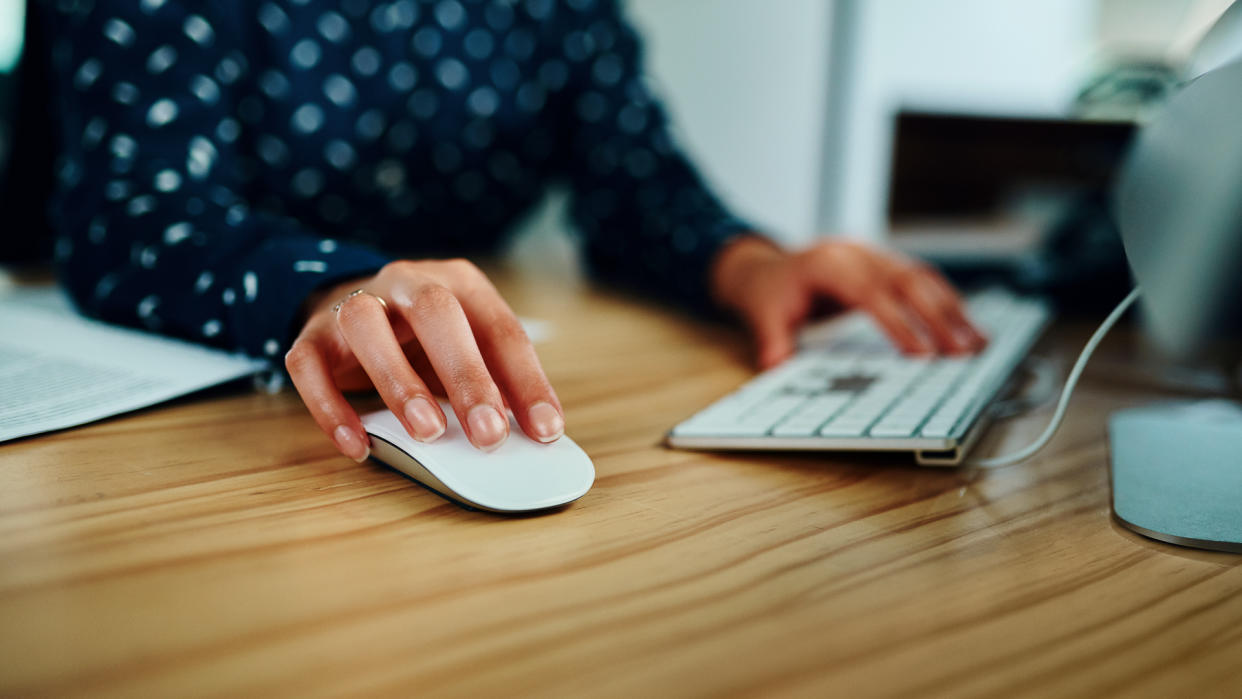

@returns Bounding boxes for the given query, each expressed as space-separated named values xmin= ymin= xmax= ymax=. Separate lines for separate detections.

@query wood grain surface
xmin=2 ymin=265 xmax=1240 ymax=698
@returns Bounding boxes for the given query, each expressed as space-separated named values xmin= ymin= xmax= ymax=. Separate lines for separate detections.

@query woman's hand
xmin=284 ymin=259 xmax=564 ymax=462
xmin=711 ymin=236 xmax=988 ymax=369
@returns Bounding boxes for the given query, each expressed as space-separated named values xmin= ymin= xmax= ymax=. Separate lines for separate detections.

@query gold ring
xmin=332 ymin=288 xmax=388 ymax=313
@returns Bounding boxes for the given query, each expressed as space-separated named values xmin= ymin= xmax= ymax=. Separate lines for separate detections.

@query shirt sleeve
xmin=549 ymin=0 xmax=759 ymax=313
xmin=41 ymin=1 xmax=392 ymax=359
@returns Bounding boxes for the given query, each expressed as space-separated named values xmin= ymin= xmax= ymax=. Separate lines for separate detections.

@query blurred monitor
xmin=1108 ymin=6 xmax=1241 ymax=554
xmin=885 ymin=113 xmax=1139 ymax=313
xmin=887 ymin=112 xmax=1134 ymax=227
xmin=1118 ymin=0 xmax=1242 ymax=357
xmin=1115 ymin=57 xmax=1242 ymax=358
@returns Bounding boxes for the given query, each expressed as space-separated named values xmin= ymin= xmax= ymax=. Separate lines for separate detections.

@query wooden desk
xmin=2 ymin=269 xmax=1240 ymax=698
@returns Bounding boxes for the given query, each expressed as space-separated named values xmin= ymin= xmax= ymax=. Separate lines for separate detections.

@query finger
xmin=447 ymin=265 xmax=565 ymax=443
xmin=746 ymin=304 xmax=798 ymax=369
xmin=894 ymin=268 xmax=972 ymax=354
xmin=334 ymin=291 xmax=447 ymax=443
xmin=861 ymin=291 xmax=935 ymax=355
xmin=404 ymin=343 xmax=447 ymax=397
xmin=284 ymin=336 xmax=371 ymax=462
xmin=798 ymin=246 xmax=931 ymax=354
xmin=925 ymin=274 xmax=988 ymax=350
xmin=387 ymin=280 xmax=510 ymax=451
xmin=333 ymin=364 xmax=374 ymax=393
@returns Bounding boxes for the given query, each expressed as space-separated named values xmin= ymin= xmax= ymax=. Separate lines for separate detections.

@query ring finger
xmin=333 ymin=291 xmax=447 ymax=443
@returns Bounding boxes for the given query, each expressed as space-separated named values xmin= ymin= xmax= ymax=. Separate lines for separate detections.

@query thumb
xmin=745 ymin=303 xmax=798 ymax=370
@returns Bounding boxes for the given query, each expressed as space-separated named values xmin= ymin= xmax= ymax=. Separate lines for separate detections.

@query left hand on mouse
xmin=710 ymin=236 xmax=988 ymax=369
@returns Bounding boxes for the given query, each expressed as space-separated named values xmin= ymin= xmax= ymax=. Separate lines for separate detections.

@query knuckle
xmin=410 ymin=282 xmax=459 ymax=317
xmin=374 ymin=373 xmax=413 ymax=401
xmin=284 ymin=341 xmax=315 ymax=373
xmin=891 ymin=262 xmax=926 ymax=286
xmin=930 ymin=294 xmax=957 ymax=317
xmin=512 ymin=376 xmax=553 ymax=402
xmin=834 ymin=240 xmax=869 ymax=258
xmin=447 ymin=365 xmax=496 ymax=400
xmin=815 ymin=241 xmax=848 ymax=262
xmin=858 ymin=286 xmax=889 ymax=309
xmin=380 ymin=259 xmax=419 ymax=279
xmin=444 ymin=258 xmax=488 ymax=289
xmin=313 ymin=399 xmax=344 ymax=423
xmin=490 ymin=315 xmax=529 ymax=346
xmin=333 ymin=294 xmax=374 ymax=325
xmin=444 ymin=257 xmax=480 ymax=276
xmin=914 ymin=279 xmax=956 ymax=315
xmin=908 ymin=261 xmax=935 ymax=278
xmin=820 ymin=240 xmax=869 ymax=270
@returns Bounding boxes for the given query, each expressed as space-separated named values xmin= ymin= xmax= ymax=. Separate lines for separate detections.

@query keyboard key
xmin=678 ymin=393 xmax=809 ymax=437
xmin=868 ymin=424 xmax=917 ymax=438
xmin=919 ymin=421 xmax=956 ymax=438
xmin=735 ymin=394 xmax=809 ymax=434
xmin=818 ymin=422 xmax=868 ymax=437
xmin=771 ymin=392 xmax=852 ymax=436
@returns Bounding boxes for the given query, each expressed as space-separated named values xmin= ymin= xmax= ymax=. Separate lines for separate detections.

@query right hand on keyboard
xmin=710 ymin=237 xmax=988 ymax=368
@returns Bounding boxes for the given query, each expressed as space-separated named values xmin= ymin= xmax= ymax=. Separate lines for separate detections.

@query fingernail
xmin=467 ymin=405 xmax=508 ymax=452
xmin=528 ymin=401 xmax=564 ymax=443
xmin=334 ymin=425 xmax=370 ymax=463
xmin=404 ymin=397 xmax=445 ymax=442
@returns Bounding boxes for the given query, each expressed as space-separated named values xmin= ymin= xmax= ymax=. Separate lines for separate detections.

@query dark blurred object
xmin=1074 ymin=62 xmax=1179 ymax=121
xmin=888 ymin=112 xmax=1135 ymax=219
xmin=886 ymin=111 xmax=1137 ymax=314
xmin=0 ymin=1 xmax=55 ymax=266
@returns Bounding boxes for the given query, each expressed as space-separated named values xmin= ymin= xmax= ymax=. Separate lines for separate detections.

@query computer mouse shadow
xmin=682 ymin=446 xmax=945 ymax=478
xmin=367 ymin=461 xmax=581 ymax=516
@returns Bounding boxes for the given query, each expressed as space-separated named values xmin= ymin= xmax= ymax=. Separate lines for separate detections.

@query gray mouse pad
xmin=1109 ymin=401 xmax=1242 ymax=553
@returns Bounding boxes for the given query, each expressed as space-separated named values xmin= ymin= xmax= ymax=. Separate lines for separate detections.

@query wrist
xmin=710 ymin=234 xmax=786 ymax=311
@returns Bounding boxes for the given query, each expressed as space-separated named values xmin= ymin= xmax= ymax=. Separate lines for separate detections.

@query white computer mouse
xmin=360 ymin=403 xmax=595 ymax=513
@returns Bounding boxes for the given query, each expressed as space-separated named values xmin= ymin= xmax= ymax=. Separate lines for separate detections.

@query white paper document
xmin=0 ymin=287 xmax=270 ymax=443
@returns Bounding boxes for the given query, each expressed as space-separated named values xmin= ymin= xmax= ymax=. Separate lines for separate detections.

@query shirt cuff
xmin=673 ymin=218 xmax=766 ymax=316
xmin=224 ymin=234 xmax=392 ymax=359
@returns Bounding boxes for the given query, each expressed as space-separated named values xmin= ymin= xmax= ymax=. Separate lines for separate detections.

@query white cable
xmin=968 ymin=288 xmax=1142 ymax=468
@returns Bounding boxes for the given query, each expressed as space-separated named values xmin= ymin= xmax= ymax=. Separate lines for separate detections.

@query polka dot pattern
xmin=43 ymin=0 xmax=752 ymax=359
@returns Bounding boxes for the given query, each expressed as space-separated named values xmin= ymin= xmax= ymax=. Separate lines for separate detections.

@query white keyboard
xmin=668 ymin=290 xmax=1052 ymax=466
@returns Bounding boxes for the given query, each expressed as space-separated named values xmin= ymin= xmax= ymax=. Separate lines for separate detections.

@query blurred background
xmin=0 ymin=0 xmax=23 ymax=183
xmin=0 ymin=0 xmax=1234 ymax=303
xmin=631 ymin=0 xmax=1231 ymax=243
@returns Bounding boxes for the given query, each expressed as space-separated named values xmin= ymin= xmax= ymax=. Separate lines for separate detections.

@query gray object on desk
xmin=1109 ymin=402 xmax=1242 ymax=554
xmin=1110 ymin=41 xmax=1242 ymax=552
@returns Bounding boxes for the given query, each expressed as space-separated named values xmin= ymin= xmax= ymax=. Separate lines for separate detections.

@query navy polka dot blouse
xmin=40 ymin=0 xmax=754 ymax=359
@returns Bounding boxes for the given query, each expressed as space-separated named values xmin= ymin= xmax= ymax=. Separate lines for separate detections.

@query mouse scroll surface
xmin=360 ymin=405 xmax=595 ymax=513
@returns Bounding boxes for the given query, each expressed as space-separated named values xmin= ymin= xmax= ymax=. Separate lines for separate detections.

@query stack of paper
xmin=0 ymin=287 xmax=269 ymax=443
